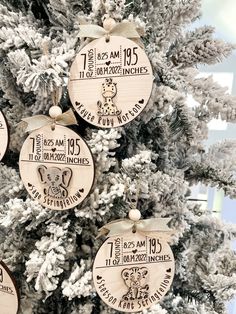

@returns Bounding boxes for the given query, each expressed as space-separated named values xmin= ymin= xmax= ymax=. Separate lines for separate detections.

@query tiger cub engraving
xmin=121 ymin=267 xmax=149 ymax=301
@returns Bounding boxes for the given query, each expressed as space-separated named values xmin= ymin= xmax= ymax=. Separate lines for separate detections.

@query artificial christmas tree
xmin=0 ymin=0 xmax=236 ymax=313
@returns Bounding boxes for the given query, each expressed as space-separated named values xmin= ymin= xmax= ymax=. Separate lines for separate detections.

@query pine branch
xmin=171 ymin=38 xmax=235 ymax=68
xmin=185 ymin=162 xmax=236 ymax=198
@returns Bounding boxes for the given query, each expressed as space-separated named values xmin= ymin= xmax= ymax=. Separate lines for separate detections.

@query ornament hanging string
xmin=22 ymin=109 xmax=77 ymax=132
xmin=126 ymin=180 xmax=141 ymax=232
xmin=128 ymin=181 xmax=141 ymax=209
xmin=51 ymin=87 xmax=62 ymax=107
xmin=22 ymin=86 xmax=77 ymax=132
xmin=97 ymin=181 xmax=174 ymax=240
xmin=50 ymin=86 xmax=63 ymax=130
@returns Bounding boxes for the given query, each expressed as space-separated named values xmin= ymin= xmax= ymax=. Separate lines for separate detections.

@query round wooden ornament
xmin=0 ymin=261 xmax=20 ymax=314
xmin=19 ymin=125 xmax=95 ymax=210
xmin=0 ymin=111 xmax=9 ymax=161
xmin=68 ymin=36 xmax=153 ymax=128
xmin=93 ymin=232 xmax=175 ymax=312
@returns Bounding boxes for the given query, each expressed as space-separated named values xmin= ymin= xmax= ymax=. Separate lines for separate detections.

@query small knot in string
xmin=105 ymin=33 xmax=110 ymax=42
xmin=51 ymin=120 xmax=56 ymax=131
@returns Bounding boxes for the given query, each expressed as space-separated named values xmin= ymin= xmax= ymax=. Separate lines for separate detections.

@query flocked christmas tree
xmin=0 ymin=0 xmax=236 ymax=313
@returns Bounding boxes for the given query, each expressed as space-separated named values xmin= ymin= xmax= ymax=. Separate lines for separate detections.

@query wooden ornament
xmin=68 ymin=36 xmax=153 ymax=128
xmin=0 ymin=111 xmax=9 ymax=161
xmin=19 ymin=125 xmax=95 ymax=210
xmin=0 ymin=261 xmax=20 ymax=314
xmin=93 ymin=232 xmax=175 ymax=312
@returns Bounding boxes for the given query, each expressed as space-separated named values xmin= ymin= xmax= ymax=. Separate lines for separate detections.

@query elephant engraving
xmin=121 ymin=267 xmax=149 ymax=301
xmin=37 ymin=165 xmax=72 ymax=199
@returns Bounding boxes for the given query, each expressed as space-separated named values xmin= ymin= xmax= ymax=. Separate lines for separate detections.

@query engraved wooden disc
xmin=0 ymin=111 xmax=9 ymax=161
xmin=93 ymin=232 xmax=175 ymax=312
xmin=19 ymin=125 xmax=95 ymax=210
xmin=68 ymin=36 xmax=153 ymax=128
xmin=0 ymin=261 xmax=20 ymax=314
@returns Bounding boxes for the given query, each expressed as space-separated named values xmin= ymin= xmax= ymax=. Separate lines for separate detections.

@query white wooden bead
xmin=103 ymin=17 xmax=116 ymax=32
xmin=49 ymin=106 xmax=62 ymax=118
xmin=128 ymin=209 xmax=141 ymax=221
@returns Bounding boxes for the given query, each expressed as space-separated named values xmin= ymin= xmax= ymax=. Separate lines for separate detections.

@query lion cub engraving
xmin=97 ymin=78 xmax=121 ymax=116
xmin=121 ymin=267 xmax=149 ymax=301
xmin=37 ymin=165 xmax=72 ymax=199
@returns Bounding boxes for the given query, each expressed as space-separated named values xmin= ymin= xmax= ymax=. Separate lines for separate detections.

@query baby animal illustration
xmin=37 ymin=165 xmax=72 ymax=199
xmin=121 ymin=267 xmax=149 ymax=301
xmin=97 ymin=78 xmax=121 ymax=116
